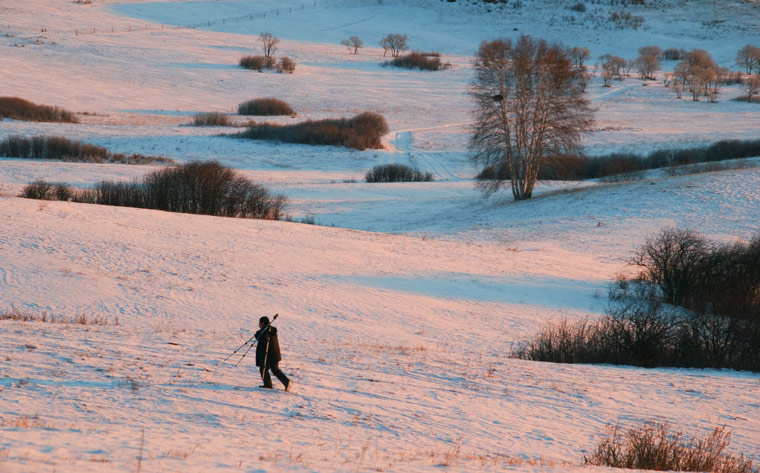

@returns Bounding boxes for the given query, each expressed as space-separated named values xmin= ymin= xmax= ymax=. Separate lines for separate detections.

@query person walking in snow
xmin=255 ymin=316 xmax=291 ymax=391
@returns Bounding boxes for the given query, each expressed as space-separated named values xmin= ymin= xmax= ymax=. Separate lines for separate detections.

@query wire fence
xmin=4 ymin=0 xmax=332 ymax=37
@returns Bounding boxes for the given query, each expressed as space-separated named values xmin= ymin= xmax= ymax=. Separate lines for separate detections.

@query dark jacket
xmin=255 ymin=326 xmax=282 ymax=367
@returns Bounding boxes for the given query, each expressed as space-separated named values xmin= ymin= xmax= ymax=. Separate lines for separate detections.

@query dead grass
xmin=191 ymin=112 xmax=233 ymax=127
xmin=0 ymin=307 xmax=118 ymax=326
xmin=0 ymin=415 xmax=52 ymax=429
xmin=584 ymin=422 xmax=757 ymax=473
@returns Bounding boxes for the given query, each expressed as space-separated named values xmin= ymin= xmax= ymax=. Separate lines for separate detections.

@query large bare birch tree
xmin=470 ymin=35 xmax=594 ymax=200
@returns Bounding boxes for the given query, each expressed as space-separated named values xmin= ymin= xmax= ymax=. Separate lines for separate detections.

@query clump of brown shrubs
xmin=239 ymin=55 xmax=295 ymax=73
xmin=22 ymin=161 xmax=286 ymax=220
xmin=0 ymin=96 xmax=78 ymax=123
xmin=516 ymin=228 xmax=760 ymax=371
xmin=0 ymin=135 xmax=172 ymax=165
xmin=192 ymin=112 xmax=232 ymax=127
xmin=238 ymin=98 xmax=295 ymax=116
xmin=385 ymin=51 xmax=451 ymax=71
xmin=238 ymin=112 xmax=388 ymax=150
xmin=585 ymin=422 xmax=757 ymax=473
xmin=365 ymin=164 xmax=433 ymax=182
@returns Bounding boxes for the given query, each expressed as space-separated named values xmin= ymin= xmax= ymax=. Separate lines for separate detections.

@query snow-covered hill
xmin=1 ymin=0 xmax=759 ymax=471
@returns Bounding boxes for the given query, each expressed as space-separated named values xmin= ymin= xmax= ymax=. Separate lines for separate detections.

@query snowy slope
xmin=1 ymin=0 xmax=760 ymax=471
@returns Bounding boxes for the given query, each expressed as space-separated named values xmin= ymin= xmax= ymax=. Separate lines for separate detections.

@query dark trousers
xmin=259 ymin=362 xmax=289 ymax=388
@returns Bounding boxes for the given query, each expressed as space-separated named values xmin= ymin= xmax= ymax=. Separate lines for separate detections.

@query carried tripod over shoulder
xmin=211 ymin=313 xmax=278 ymax=379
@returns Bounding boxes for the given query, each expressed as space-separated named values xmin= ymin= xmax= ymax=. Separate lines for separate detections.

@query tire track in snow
xmin=592 ymin=84 xmax=636 ymax=101
xmin=389 ymin=129 xmax=464 ymax=181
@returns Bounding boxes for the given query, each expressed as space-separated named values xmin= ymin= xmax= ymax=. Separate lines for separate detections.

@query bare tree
xmin=340 ymin=36 xmax=363 ymax=55
xmin=673 ymin=49 xmax=718 ymax=101
xmin=600 ymin=54 xmax=625 ymax=86
xmin=638 ymin=45 xmax=662 ymax=59
xmin=570 ymin=46 xmax=590 ymax=69
xmin=259 ymin=32 xmax=280 ymax=58
xmin=380 ymin=33 xmax=408 ymax=57
xmin=736 ymin=44 xmax=760 ymax=74
xmin=635 ymin=53 xmax=660 ymax=80
xmin=470 ymin=36 xmax=594 ymax=201
xmin=746 ymin=75 xmax=760 ymax=102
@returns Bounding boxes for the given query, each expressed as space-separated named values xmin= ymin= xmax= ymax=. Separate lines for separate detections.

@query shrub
xmin=192 ymin=112 xmax=232 ymax=126
xmin=239 ymin=55 xmax=268 ymax=71
xmin=1 ymin=135 xmax=107 ymax=161
xmin=42 ymin=162 xmax=287 ymax=219
xmin=0 ymin=96 xmax=78 ymax=123
xmin=609 ymin=10 xmax=644 ymax=29
xmin=277 ymin=57 xmax=296 ymax=74
xmin=570 ymin=2 xmax=586 ymax=12
xmin=516 ymin=229 xmax=760 ymax=371
xmin=238 ymin=111 xmax=389 ymax=150
xmin=365 ymin=164 xmax=434 ymax=182
xmin=584 ymin=422 xmax=757 ymax=473
xmin=238 ymin=98 xmax=295 ymax=116
xmin=21 ymin=180 xmax=56 ymax=200
xmin=385 ymin=51 xmax=450 ymax=71
xmin=0 ymin=135 xmax=171 ymax=165
xmin=21 ymin=181 xmax=74 ymax=201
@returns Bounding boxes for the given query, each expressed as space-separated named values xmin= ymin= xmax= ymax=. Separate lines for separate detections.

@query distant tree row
xmin=594 ymin=44 xmax=759 ymax=102
xmin=340 ymin=33 xmax=409 ymax=57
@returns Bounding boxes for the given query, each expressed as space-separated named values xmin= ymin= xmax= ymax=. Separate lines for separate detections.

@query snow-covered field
xmin=1 ymin=0 xmax=759 ymax=471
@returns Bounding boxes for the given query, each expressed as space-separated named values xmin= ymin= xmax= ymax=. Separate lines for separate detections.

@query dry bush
xmin=0 ymin=135 xmax=107 ymax=161
xmin=517 ymin=229 xmax=760 ymax=371
xmin=0 ymin=307 xmax=116 ymax=325
xmin=584 ymin=422 xmax=757 ymax=473
xmin=385 ymin=51 xmax=450 ymax=71
xmin=365 ymin=164 xmax=433 ymax=182
xmin=0 ymin=96 xmax=78 ymax=123
xmin=0 ymin=135 xmax=171 ymax=165
xmin=238 ymin=111 xmax=388 ymax=150
xmin=72 ymin=161 xmax=286 ymax=220
xmin=277 ymin=57 xmax=296 ymax=74
xmin=609 ymin=10 xmax=644 ymax=29
xmin=192 ymin=112 xmax=232 ymax=126
xmin=21 ymin=181 xmax=73 ymax=201
xmin=238 ymin=98 xmax=295 ymax=116
xmin=239 ymin=55 xmax=268 ymax=71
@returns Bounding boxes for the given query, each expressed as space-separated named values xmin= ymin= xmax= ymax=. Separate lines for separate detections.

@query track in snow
xmin=390 ymin=129 xmax=464 ymax=181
